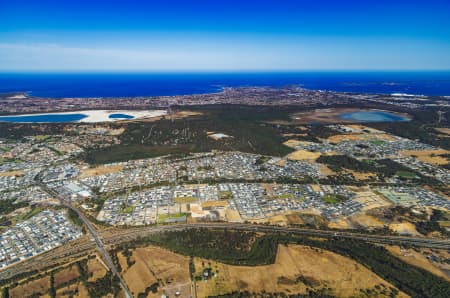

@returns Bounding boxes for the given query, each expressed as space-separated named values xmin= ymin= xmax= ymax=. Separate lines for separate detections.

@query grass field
xmin=157 ymin=212 xmax=187 ymax=223
xmin=174 ymin=196 xmax=198 ymax=204
xmin=321 ymin=193 xmax=348 ymax=204
xmin=395 ymin=171 xmax=417 ymax=179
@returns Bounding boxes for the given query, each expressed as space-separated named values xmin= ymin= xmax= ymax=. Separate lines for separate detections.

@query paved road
xmin=41 ymin=185 xmax=133 ymax=298
xmin=2 ymin=201 xmax=449 ymax=295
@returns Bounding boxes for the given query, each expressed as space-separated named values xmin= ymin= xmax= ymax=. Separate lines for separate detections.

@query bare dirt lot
xmin=286 ymin=149 xmax=321 ymax=161
xmin=389 ymin=222 xmax=421 ymax=236
xmin=79 ymin=164 xmax=125 ymax=178
xmin=434 ymin=127 xmax=450 ymax=136
xmin=327 ymin=133 xmax=395 ymax=143
xmin=0 ymin=170 xmax=24 ymax=177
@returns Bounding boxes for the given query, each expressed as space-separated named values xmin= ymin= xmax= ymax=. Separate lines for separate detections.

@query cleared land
xmin=286 ymin=149 xmax=321 ymax=161
xmin=327 ymin=133 xmax=395 ymax=143
xmin=400 ymin=149 xmax=450 ymax=165
xmin=389 ymin=222 xmax=421 ymax=236
xmin=434 ymin=127 xmax=450 ymax=136
xmin=0 ymin=170 xmax=24 ymax=177
xmin=193 ymin=244 xmax=406 ymax=297
xmin=9 ymin=276 xmax=50 ymax=297
xmin=79 ymin=164 xmax=125 ymax=178
xmin=121 ymin=246 xmax=191 ymax=297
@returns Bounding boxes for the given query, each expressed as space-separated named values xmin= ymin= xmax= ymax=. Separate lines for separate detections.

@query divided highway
xmin=2 ymin=183 xmax=449 ymax=297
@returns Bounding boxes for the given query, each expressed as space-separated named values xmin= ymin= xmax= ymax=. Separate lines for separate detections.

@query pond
xmin=0 ymin=113 xmax=87 ymax=123
xmin=338 ymin=111 xmax=410 ymax=122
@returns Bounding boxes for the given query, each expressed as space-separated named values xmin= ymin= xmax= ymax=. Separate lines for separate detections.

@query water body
xmin=0 ymin=72 xmax=449 ymax=98
xmin=109 ymin=113 xmax=134 ymax=119
xmin=0 ymin=113 xmax=87 ymax=123
xmin=339 ymin=111 xmax=410 ymax=122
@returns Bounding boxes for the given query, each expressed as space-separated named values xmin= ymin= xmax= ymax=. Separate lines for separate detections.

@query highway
xmin=40 ymin=184 xmax=133 ymax=298
xmin=1 ymin=220 xmax=449 ymax=291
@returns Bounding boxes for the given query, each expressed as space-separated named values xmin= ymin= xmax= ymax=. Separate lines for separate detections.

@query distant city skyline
xmin=1 ymin=0 xmax=449 ymax=71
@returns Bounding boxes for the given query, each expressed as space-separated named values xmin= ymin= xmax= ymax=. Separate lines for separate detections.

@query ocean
xmin=0 ymin=72 xmax=450 ymax=98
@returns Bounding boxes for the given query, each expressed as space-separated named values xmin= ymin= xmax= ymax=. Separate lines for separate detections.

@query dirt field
xmin=54 ymin=264 xmax=80 ymax=288
xmin=327 ymin=218 xmax=352 ymax=229
xmin=79 ymin=164 xmax=125 ymax=178
xmin=400 ymin=149 xmax=450 ymax=165
xmin=434 ymin=127 xmax=450 ymax=135
xmin=319 ymin=164 xmax=336 ymax=176
xmin=0 ymin=170 xmax=24 ymax=177
xmin=386 ymin=246 xmax=450 ymax=281
xmin=287 ymin=213 xmax=308 ymax=226
xmin=55 ymin=281 xmax=89 ymax=298
xmin=87 ymin=257 xmax=108 ymax=282
xmin=327 ymin=133 xmax=395 ymax=143
xmin=253 ymin=214 xmax=289 ymax=226
xmin=286 ymin=149 xmax=321 ymax=161
xmin=121 ymin=246 xmax=191 ymax=297
xmin=348 ymin=170 xmax=378 ymax=181
xmin=389 ymin=222 xmax=421 ymax=236
xmin=225 ymin=208 xmax=242 ymax=222
xmin=350 ymin=214 xmax=386 ymax=229
xmin=170 ymin=110 xmax=203 ymax=120
xmin=194 ymin=244 xmax=406 ymax=297
xmin=9 ymin=276 xmax=50 ymax=298
xmin=282 ymin=139 xmax=314 ymax=148
xmin=352 ymin=189 xmax=391 ymax=210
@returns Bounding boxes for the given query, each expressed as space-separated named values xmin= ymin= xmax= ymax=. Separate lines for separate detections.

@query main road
xmin=3 ymin=182 xmax=450 ymax=297
xmin=1 ymin=218 xmax=450 ymax=293
xmin=40 ymin=184 xmax=133 ymax=298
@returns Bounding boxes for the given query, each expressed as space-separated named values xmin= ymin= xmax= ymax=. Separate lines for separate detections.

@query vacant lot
xmin=9 ymin=276 xmax=50 ymax=297
xmin=327 ymin=133 xmax=395 ymax=143
xmin=79 ymin=164 xmax=124 ymax=178
xmin=54 ymin=264 xmax=80 ymax=288
xmin=121 ymin=246 xmax=191 ymax=297
xmin=0 ymin=170 xmax=24 ymax=177
xmin=434 ymin=127 xmax=450 ymax=136
xmin=87 ymin=257 xmax=108 ymax=282
xmin=286 ymin=149 xmax=321 ymax=161
xmin=389 ymin=222 xmax=421 ymax=236
xmin=350 ymin=214 xmax=386 ymax=229
xmin=400 ymin=149 xmax=450 ymax=165
xmin=194 ymin=244 xmax=406 ymax=297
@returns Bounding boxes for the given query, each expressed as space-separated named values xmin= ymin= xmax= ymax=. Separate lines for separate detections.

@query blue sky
xmin=1 ymin=0 xmax=449 ymax=71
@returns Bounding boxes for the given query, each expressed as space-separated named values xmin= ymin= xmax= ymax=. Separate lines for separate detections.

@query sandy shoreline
xmin=0 ymin=110 xmax=167 ymax=123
